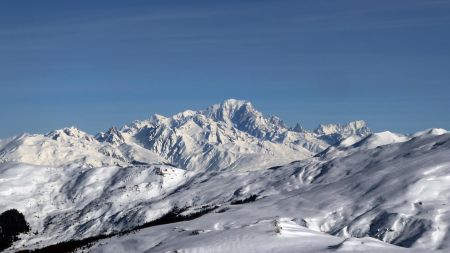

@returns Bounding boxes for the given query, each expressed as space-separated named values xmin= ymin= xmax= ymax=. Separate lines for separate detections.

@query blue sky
xmin=0 ymin=0 xmax=449 ymax=137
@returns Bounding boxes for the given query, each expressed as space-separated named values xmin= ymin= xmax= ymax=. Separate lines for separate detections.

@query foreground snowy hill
xmin=0 ymin=99 xmax=448 ymax=252
xmin=79 ymin=130 xmax=450 ymax=253
xmin=85 ymin=217 xmax=426 ymax=253
xmin=3 ymin=128 xmax=449 ymax=252
xmin=0 ymin=163 xmax=191 ymax=251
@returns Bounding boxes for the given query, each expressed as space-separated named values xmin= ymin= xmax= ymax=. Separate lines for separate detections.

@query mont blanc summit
xmin=0 ymin=99 xmax=370 ymax=171
xmin=2 ymin=0 xmax=449 ymax=251
xmin=0 ymin=100 xmax=449 ymax=253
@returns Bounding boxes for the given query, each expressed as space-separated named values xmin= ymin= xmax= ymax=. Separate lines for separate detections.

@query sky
xmin=0 ymin=0 xmax=449 ymax=137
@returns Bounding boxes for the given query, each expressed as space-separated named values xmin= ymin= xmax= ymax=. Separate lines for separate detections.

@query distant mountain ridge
xmin=0 ymin=99 xmax=372 ymax=171
xmin=1 ymin=99 xmax=449 ymax=252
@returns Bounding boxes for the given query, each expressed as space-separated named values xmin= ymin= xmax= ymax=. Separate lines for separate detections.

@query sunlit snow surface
xmin=86 ymin=217 xmax=419 ymax=253
xmin=0 ymin=99 xmax=371 ymax=172
xmin=0 ymin=130 xmax=448 ymax=252
xmin=0 ymin=100 xmax=449 ymax=252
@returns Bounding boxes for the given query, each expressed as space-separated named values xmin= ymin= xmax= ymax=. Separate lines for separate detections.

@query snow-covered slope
xmin=1 ymin=99 xmax=448 ymax=252
xmin=0 ymin=127 xmax=166 ymax=168
xmin=1 ymin=127 xmax=449 ymax=252
xmin=85 ymin=216 xmax=423 ymax=253
xmin=318 ymin=128 xmax=448 ymax=160
xmin=0 ymin=162 xmax=191 ymax=250
xmin=82 ymin=131 xmax=450 ymax=252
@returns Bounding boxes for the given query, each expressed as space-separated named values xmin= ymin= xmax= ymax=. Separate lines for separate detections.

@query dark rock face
xmin=0 ymin=209 xmax=30 ymax=251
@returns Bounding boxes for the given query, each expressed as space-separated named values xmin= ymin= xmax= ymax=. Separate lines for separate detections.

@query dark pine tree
xmin=0 ymin=209 xmax=30 ymax=251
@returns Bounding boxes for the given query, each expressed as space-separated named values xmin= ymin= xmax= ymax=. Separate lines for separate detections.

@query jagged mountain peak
xmin=95 ymin=127 xmax=125 ymax=145
xmin=210 ymin=98 xmax=253 ymax=111
xmin=125 ymin=99 xmax=286 ymax=140
xmin=200 ymin=99 xmax=289 ymax=140
xmin=45 ymin=126 xmax=94 ymax=141
xmin=150 ymin=113 xmax=168 ymax=122
xmin=0 ymin=99 xmax=373 ymax=171
xmin=174 ymin=109 xmax=197 ymax=119
xmin=314 ymin=120 xmax=370 ymax=136
xmin=99 ymin=100 xmax=374 ymax=171
xmin=203 ymin=99 xmax=259 ymax=124
xmin=119 ymin=100 xmax=372 ymax=144
xmin=290 ymin=123 xmax=306 ymax=133
xmin=312 ymin=120 xmax=372 ymax=146
xmin=348 ymin=119 xmax=368 ymax=129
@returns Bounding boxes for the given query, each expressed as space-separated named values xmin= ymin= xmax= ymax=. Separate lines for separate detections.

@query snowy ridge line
xmin=0 ymin=99 xmax=373 ymax=172
xmin=1 ymin=99 xmax=449 ymax=252
xmin=81 ymin=131 xmax=449 ymax=252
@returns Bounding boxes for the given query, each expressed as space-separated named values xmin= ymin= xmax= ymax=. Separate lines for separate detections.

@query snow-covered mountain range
xmin=0 ymin=99 xmax=370 ymax=171
xmin=0 ymin=99 xmax=448 ymax=252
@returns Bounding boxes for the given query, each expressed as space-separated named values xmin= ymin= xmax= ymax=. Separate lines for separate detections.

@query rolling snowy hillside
xmin=84 ymin=129 xmax=450 ymax=252
xmin=0 ymin=99 xmax=448 ymax=252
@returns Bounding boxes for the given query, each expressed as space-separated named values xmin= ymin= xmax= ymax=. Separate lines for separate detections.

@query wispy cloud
xmin=288 ymin=1 xmax=450 ymax=32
